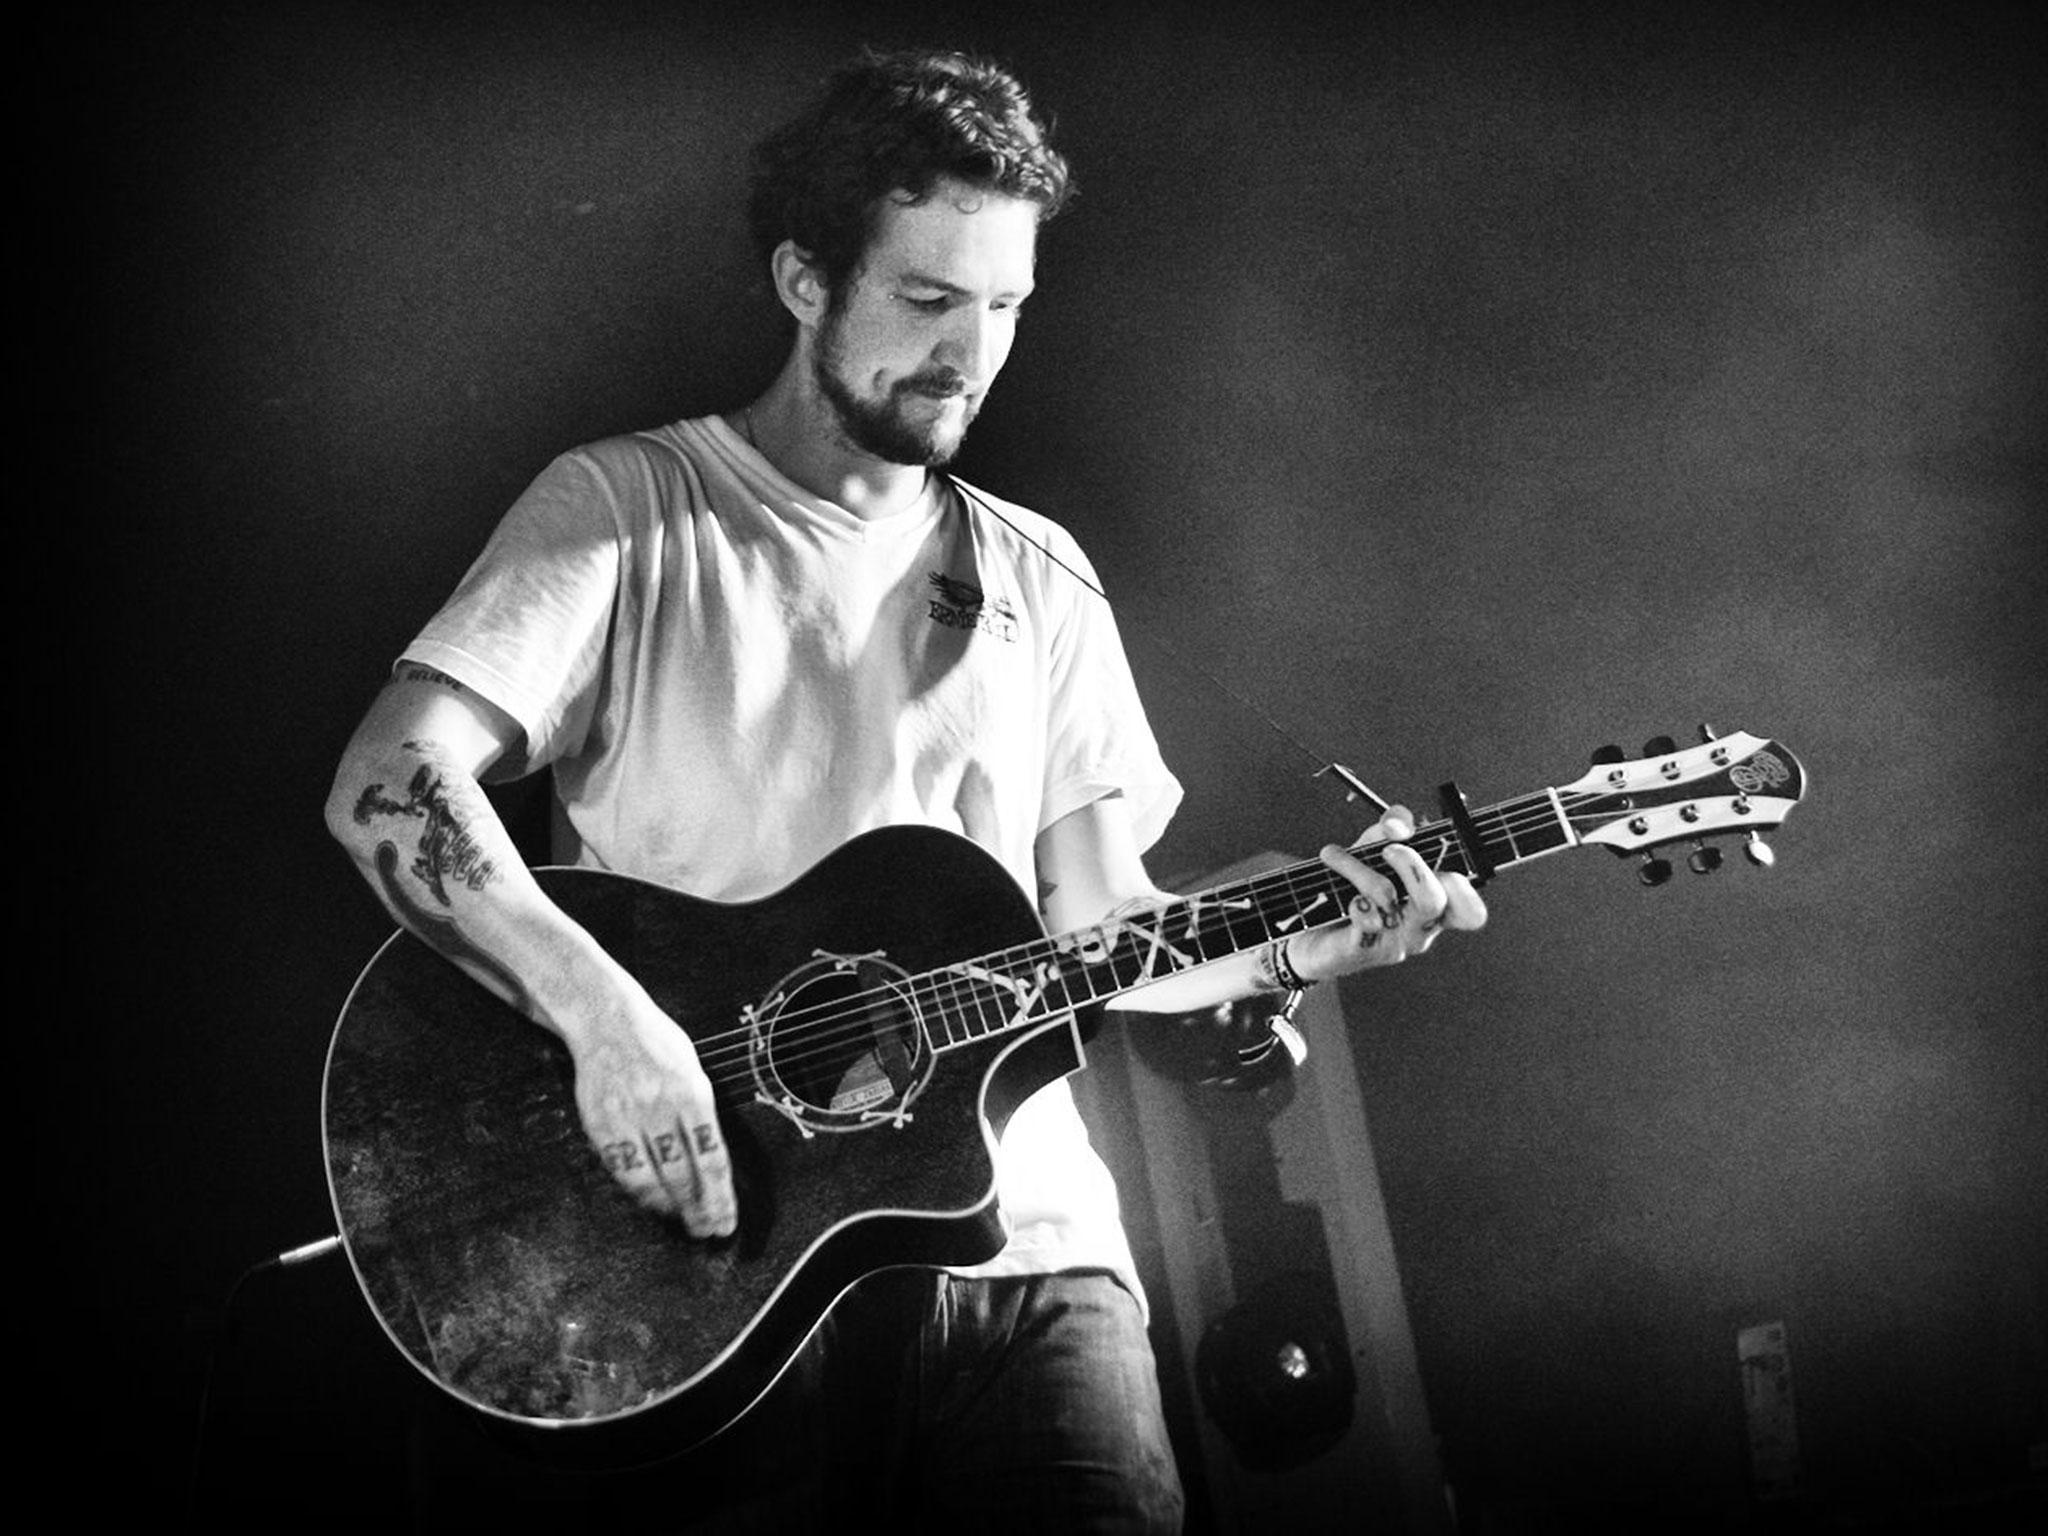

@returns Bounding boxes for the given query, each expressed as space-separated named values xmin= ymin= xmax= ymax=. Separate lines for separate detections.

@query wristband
xmin=1266 ymin=935 xmax=1315 ymax=992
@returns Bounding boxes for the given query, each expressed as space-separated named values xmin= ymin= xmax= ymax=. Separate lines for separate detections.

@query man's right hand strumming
xmin=568 ymin=996 xmax=738 ymax=1238
xmin=327 ymin=663 xmax=739 ymax=1240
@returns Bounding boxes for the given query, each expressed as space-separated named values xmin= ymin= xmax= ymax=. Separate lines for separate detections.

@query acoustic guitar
xmin=324 ymin=729 xmax=1805 ymax=1468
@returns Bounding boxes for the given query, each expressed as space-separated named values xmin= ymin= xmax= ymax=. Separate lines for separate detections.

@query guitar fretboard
xmin=913 ymin=786 xmax=1581 ymax=1047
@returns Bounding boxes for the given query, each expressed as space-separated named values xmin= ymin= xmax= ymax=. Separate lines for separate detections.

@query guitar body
xmin=323 ymin=825 xmax=1083 ymax=1468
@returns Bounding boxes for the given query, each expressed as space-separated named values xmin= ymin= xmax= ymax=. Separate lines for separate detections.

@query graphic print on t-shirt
xmin=926 ymin=571 xmax=1019 ymax=642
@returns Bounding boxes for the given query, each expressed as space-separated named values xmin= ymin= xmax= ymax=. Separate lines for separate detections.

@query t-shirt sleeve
xmin=401 ymin=450 xmax=621 ymax=778
xmin=1037 ymin=529 xmax=1184 ymax=853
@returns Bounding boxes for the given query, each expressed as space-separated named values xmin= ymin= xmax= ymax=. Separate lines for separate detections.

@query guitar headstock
xmin=1562 ymin=729 xmax=1807 ymax=883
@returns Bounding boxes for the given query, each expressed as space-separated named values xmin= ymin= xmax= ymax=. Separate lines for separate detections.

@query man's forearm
xmin=1106 ymin=925 xmax=1313 ymax=1014
xmin=325 ymin=734 xmax=645 ymax=1044
xmin=325 ymin=715 xmax=738 ymax=1234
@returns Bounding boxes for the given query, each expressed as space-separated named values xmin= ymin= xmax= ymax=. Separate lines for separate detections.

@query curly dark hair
xmin=747 ymin=48 xmax=1072 ymax=298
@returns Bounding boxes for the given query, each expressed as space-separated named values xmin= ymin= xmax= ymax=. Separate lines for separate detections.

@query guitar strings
xmin=689 ymin=788 xmax=1622 ymax=1085
xmin=683 ymin=787 xmax=1645 ymax=1091
xmin=704 ymin=806 xmax=1564 ymax=1093
xmin=684 ymin=851 xmax=1365 ymax=1089
xmin=716 ymin=783 xmax=1611 ymax=1083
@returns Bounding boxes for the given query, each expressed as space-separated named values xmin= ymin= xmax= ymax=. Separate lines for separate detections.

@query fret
xmin=962 ymin=973 xmax=998 ymax=1044
xmin=1495 ymin=804 xmax=1524 ymax=863
xmin=1500 ymin=791 xmax=1576 ymax=869
xmin=1542 ymin=786 xmax=1577 ymax=852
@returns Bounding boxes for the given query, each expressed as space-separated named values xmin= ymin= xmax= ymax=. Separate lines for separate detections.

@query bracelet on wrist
xmin=1268 ymin=935 xmax=1315 ymax=992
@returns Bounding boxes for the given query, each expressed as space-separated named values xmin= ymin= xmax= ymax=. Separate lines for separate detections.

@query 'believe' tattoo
xmin=395 ymin=662 xmax=467 ymax=692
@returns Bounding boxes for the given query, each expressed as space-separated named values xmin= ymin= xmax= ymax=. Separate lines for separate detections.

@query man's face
xmin=810 ymin=177 xmax=1039 ymax=468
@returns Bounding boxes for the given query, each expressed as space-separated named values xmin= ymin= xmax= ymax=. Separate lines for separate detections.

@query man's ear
xmin=772 ymin=241 xmax=830 ymax=327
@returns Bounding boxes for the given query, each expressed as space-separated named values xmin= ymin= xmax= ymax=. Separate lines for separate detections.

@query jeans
xmin=707 ymin=1267 xmax=1185 ymax=1533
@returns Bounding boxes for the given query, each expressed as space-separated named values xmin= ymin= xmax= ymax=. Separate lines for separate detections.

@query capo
xmin=1437 ymin=780 xmax=1495 ymax=886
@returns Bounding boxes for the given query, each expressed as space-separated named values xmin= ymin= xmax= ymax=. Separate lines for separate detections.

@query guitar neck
xmin=915 ymin=785 xmax=1578 ymax=1049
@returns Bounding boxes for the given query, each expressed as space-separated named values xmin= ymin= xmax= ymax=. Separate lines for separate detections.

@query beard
xmin=813 ymin=313 xmax=980 ymax=468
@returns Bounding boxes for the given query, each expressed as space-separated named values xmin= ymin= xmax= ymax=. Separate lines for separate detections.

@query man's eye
xmin=903 ymin=294 xmax=950 ymax=312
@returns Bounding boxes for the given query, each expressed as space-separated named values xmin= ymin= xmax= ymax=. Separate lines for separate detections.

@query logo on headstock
xmin=1730 ymin=752 xmax=1792 ymax=795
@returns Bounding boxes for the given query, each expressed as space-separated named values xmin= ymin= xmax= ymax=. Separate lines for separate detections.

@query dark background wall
xmin=50 ymin=1 xmax=2043 ymax=1527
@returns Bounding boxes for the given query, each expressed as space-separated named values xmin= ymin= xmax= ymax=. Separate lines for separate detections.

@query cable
xmin=186 ymin=1235 xmax=343 ymax=1517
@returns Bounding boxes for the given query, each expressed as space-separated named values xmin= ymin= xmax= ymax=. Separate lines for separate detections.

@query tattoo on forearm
xmin=352 ymin=740 xmax=525 ymax=1008
xmin=370 ymin=842 xmax=531 ymax=1010
xmin=352 ymin=744 xmax=503 ymax=905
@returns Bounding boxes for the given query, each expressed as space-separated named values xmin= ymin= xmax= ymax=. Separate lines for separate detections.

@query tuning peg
xmin=1591 ymin=744 xmax=1626 ymax=765
xmin=1687 ymin=842 xmax=1724 ymax=875
xmin=1643 ymin=735 xmax=1677 ymax=757
xmin=1638 ymin=854 xmax=1673 ymax=886
xmin=1744 ymin=832 xmax=1777 ymax=869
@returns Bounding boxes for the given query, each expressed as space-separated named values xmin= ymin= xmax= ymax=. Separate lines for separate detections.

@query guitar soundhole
xmin=749 ymin=954 xmax=935 ymax=1133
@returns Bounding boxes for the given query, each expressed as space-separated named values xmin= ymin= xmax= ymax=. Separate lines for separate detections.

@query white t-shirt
xmin=404 ymin=414 xmax=1182 ymax=1290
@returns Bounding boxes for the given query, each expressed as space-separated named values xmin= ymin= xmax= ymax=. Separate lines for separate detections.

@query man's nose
xmin=933 ymin=307 xmax=1002 ymax=384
